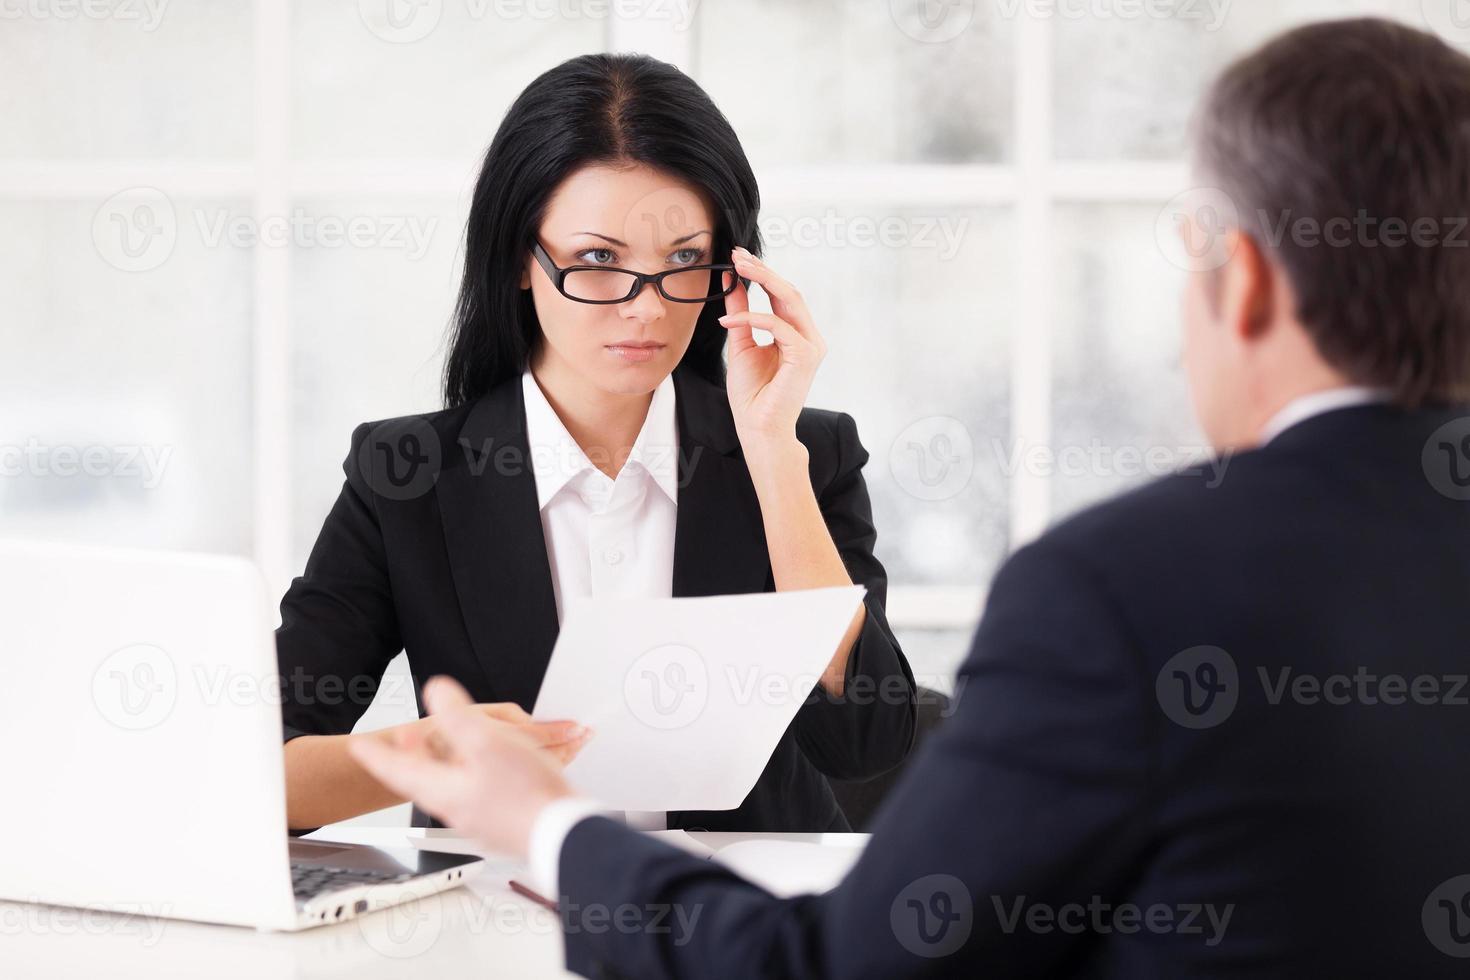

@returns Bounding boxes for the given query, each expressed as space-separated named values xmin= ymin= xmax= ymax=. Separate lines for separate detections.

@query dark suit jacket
xmin=552 ymin=403 xmax=1470 ymax=979
xmin=276 ymin=365 xmax=917 ymax=834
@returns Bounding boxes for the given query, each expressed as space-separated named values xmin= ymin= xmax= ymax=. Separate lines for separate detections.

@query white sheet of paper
xmin=712 ymin=838 xmax=867 ymax=897
xmin=531 ymin=585 xmax=867 ymax=811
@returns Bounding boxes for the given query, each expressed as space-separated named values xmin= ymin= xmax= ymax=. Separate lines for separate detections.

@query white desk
xmin=2 ymin=827 xmax=868 ymax=979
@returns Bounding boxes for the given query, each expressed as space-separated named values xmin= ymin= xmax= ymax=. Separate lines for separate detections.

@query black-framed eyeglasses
xmin=531 ymin=241 xmax=750 ymax=305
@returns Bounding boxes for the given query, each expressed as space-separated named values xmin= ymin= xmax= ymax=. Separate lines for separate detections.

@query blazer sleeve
xmin=274 ymin=421 xmax=404 ymax=746
xmin=792 ymin=410 xmax=918 ymax=781
xmin=555 ymin=537 xmax=1154 ymax=980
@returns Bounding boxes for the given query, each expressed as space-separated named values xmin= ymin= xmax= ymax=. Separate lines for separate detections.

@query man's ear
xmin=1216 ymin=230 xmax=1274 ymax=343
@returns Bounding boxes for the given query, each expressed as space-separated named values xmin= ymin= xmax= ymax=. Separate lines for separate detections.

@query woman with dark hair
xmin=276 ymin=53 xmax=916 ymax=835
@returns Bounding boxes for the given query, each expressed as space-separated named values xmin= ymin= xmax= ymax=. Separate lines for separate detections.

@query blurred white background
xmin=5 ymin=0 xmax=1466 ymax=824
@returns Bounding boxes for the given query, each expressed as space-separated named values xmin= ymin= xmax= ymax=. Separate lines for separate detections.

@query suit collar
xmin=436 ymin=375 xmax=558 ymax=708
xmin=1263 ymin=400 xmax=1470 ymax=455
xmin=661 ymin=368 xmax=770 ymax=597
xmin=1259 ymin=386 xmax=1394 ymax=446
xmin=671 ymin=365 xmax=741 ymax=457
xmin=455 ymin=366 xmax=526 ymax=457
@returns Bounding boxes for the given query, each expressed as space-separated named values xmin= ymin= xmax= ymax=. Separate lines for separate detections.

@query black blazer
xmin=551 ymin=403 xmax=1470 ymax=979
xmin=276 ymin=365 xmax=917 ymax=834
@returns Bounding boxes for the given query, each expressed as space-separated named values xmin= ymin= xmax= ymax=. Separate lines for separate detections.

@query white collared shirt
xmin=521 ymin=368 xmax=677 ymax=837
xmin=1259 ymin=386 xmax=1393 ymax=446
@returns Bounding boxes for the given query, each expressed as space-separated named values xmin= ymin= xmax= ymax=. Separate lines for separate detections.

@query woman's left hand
xmin=719 ymin=246 xmax=828 ymax=447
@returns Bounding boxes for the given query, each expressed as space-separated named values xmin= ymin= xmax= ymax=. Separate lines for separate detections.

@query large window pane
xmin=0 ymin=196 xmax=254 ymax=553
xmin=288 ymin=196 xmax=461 ymax=568
xmin=760 ymin=205 xmax=1014 ymax=589
xmin=0 ymin=2 xmax=252 ymax=159
xmin=291 ymin=4 xmax=603 ymax=162
xmin=695 ymin=0 xmax=1014 ymax=166
xmin=1050 ymin=203 xmax=1205 ymax=521
xmin=1054 ymin=0 xmax=1432 ymax=160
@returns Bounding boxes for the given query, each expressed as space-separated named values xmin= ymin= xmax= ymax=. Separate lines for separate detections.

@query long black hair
xmin=443 ymin=53 xmax=763 ymax=409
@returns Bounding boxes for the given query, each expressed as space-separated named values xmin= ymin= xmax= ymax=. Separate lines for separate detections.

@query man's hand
xmin=348 ymin=675 xmax=583 ymax=858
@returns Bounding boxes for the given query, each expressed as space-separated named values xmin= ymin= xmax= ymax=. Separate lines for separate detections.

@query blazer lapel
xmin=436 ymin=376 xmax=561 ymax=710
xmin=671 ymin=367 xmax=773 ymax=598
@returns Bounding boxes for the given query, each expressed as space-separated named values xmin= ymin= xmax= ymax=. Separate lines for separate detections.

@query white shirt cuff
xmin=623 ymin=809 xmax=667 ymax=831
xmin=527 ymin=796 xmax=608 ymax=898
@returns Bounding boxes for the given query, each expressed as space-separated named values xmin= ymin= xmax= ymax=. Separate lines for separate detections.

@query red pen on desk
xmin=509 ymin=878 xmax=558 ymax=912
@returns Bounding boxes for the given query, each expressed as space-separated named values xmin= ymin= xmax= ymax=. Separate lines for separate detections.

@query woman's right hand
xmin=374 ymin=702 xmax=591 ymax=768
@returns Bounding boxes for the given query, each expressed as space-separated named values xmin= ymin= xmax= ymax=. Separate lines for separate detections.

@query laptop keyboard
xmin=290 ymin=863 xmax=414 ymax=900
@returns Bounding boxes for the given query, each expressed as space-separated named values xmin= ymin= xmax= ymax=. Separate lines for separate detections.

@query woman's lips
xmin=605 ymin=343 xmax=665 ymax=363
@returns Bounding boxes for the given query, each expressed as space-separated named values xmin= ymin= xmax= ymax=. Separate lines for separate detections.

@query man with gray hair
xmin=350 ymin=18 xmax=1470 ymax=978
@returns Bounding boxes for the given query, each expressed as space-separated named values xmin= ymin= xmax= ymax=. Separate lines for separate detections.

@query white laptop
xmin=0 ymin=539 xmax=483 ymax=931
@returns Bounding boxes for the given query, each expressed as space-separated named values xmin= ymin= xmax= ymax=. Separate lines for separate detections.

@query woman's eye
xmin=671 ymin=248 xmax=706 ymax=266
xmin=576 ymin=248 xmax=617 ymax=265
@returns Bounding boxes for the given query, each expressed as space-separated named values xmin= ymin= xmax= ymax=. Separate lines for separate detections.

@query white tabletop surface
xmin=2 ymin=825 xmax=868 ymax=979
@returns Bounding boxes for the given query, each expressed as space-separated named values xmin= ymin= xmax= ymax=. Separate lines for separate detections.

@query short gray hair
xmin=1192 ymin=18 xmax=1470 ymax=409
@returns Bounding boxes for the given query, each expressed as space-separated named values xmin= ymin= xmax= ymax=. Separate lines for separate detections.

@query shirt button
xmin=603 ymin=548 xmax=624 ymax=566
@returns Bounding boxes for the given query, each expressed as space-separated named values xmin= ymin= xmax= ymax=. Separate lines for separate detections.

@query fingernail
xmin=568 ymin=725 xmax=587 ymax=739
xmin=718 ymin=314 xmax=733 ymax=324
